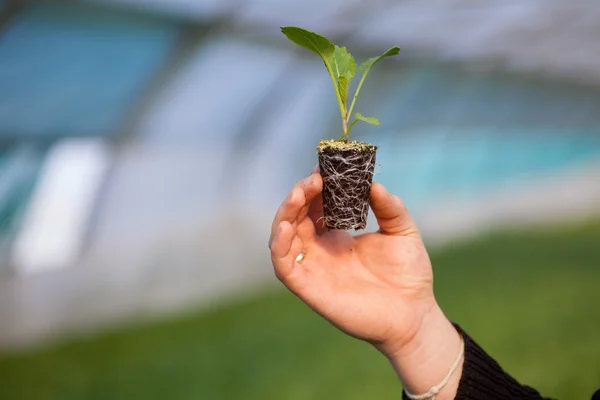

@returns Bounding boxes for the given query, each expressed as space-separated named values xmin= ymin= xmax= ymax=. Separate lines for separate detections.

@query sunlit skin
xmin=269 ymin=169 xmax=463 ymax=399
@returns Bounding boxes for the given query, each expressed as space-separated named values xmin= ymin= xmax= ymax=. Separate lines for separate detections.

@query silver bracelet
xmin=403 ymin=335 xmax=465 ymax=400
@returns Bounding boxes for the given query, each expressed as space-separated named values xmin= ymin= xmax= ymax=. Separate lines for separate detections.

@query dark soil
xmin=317 ymin=140 xmax=377 ymax=230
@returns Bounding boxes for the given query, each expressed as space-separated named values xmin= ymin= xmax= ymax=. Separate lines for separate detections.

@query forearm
xmin=379 ymin=305 xmax=463 ymax=400
xmin=378 ymin=304 xmax=552 ymax=400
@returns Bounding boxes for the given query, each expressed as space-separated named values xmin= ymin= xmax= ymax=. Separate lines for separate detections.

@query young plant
xmin=281 ymin=26 xmax=400 ymax=231
xmin=281 ymin=26 xmax=399 ymax=141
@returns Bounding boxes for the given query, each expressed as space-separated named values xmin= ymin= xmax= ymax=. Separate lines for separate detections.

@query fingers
xmin=295 ymin=174 xmax=323 ymax=240
xmin=270 ymin=221 xmax=307 ymax=289
xmin=269 ymin=173 xmax=323 ymax=248
xmin=307 ymin=164 xmax=327 ymax=234
xmin=370 ymin=182 xmax=420 ymax=238
xmin=307 ymin=191 xmax=326 ymax=234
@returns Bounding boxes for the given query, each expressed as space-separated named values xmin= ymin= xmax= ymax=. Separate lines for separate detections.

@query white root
xmin=319 ymin=150 xmax=376 ymax=230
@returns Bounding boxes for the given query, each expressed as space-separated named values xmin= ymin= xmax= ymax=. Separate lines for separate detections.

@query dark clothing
xmin=403 ymin=324 xmax=557 ymax=400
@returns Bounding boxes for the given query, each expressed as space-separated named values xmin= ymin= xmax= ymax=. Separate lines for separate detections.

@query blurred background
xmin=1 ymin=0 xmax=600 ymax=398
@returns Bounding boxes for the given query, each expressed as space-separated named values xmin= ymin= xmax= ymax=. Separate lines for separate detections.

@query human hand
xmin=268 ymin=169 xmax=463 ymax=398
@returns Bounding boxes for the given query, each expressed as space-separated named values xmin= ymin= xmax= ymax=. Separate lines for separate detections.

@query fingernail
xmin=304 ymin=175 xmax=314 ymax=187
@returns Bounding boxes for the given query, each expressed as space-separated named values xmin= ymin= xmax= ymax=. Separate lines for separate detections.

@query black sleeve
xmin=402 ymin=323 xmax=554 ymax=400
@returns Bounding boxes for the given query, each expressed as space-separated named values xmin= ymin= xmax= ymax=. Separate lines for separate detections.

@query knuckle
xmin=273 ymin=267 xmax=285 ymax=283
xmin=392 ymin=194 xmax=406 ymax=209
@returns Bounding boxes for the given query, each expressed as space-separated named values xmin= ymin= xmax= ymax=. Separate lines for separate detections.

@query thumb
xmin=370 ymin=182 xmax=420 ymax=238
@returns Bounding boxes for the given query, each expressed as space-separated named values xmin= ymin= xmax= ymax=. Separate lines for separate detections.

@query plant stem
xmin=346 ymin=118 xmax=358 ymax=138
xmin=322 ymin=59 xmax=348 ymax=138
xmin=347 ymin=72 xmax=369 ymax=119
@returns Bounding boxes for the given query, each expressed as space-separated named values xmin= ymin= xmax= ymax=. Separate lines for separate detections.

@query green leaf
xmin=346 ymin=112 xmax=381 ymax=136
xmin=355 ymin=113 xmax=381 ymax=126
xmin=338 ymin=75 xmax=351 ymax=106
xmin=332 ymin=46 xmax=356 ymax=107
xmin=281 ymin=27 xmax=356 ymax=110
xmin=281 ymin=26 xmax=357 ymax=133
xmin=332 ymin=46 xmax=356 ymax=79
xmin=280 ymin=26 xmax=335 ymax=59
xmin=358 ymin=46 xmax=400 ymax=75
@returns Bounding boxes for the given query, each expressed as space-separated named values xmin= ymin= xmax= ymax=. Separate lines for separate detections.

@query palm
xmin=297 ymin=229 xmax=434 ymax=346
xmin=269 ymin=174 xmax=437 ymax=351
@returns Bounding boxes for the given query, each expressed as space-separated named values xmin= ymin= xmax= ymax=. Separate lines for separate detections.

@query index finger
xmin=306 ymin=164 xmax=327 ymax=235
xmin=268 ymin=173 xmax=322 ymax=248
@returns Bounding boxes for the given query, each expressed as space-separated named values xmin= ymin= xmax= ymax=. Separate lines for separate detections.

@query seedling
xmin=281 ymin=26 xmax=399 ymax=230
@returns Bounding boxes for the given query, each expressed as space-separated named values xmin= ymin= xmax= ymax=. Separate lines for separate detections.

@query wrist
xmin=379 ymin=304 xmax=463 ymax=400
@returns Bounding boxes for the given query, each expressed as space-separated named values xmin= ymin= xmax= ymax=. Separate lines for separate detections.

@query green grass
xmin=2 ymin=222 xmax=600 ymax=399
